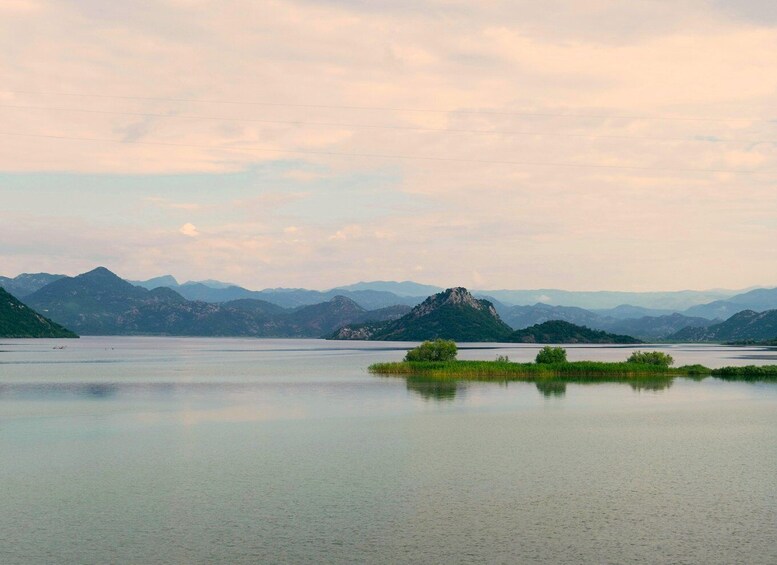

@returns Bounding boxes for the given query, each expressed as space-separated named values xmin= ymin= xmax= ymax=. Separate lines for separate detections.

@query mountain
xmin=0 ymin=273 xmax=66 ymax=298
xmin=219 ymin=298 xmax=288 ymax=317
xmin=329 ymin=287 xmax=514 ymax=341
xmin=0 ymin=287 xmax=77 ymax=338
xmin=173 ymin=284 xmax=422 ymax=310
xmin=23 ymin=268 xmax=253 ymax=335
xmin=23 ymin=267 xmax=409 ymax=337
xmin=669 ymin=310 xmax=777 ymax=342
xmin=591 ymin=304 xmax=673 ymax=319
xmin=130 ymin=275 xmax=180 ymax=290
xmin=507 ymin=320 xmax=641 ymax=344
xmin=684 ymin=287 xmax=777 ymax=319
xmin=184 ymin=279 xmax=238 ymax=289
xmin=264 ymin=296 xmax=409 ymax=338
xmin=494 ymin=303 xmax=718 ymax=340
xmin=478 ymin=288 xmax=741 ymax=310
xmin=602 ymin=313 xmax=717 ymax=341
xmin=331 ymin=281 xmax=444 ymax=297
xmin=499 ymin=303 xmax=604 ymax=330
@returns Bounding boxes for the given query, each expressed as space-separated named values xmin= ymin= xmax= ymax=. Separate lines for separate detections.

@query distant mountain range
xmin=491 ymin=302 xmax=715 ymax=340
xmin=0 ymin=273 xmax=66 ymax=298
xmin=0 ymin=287 xmax=77 ymax=338
xmin=683 ymin=288 xmax=777 ymax=320
xmin=3 ymin=268 xmax=777 ymax=342
xmin=130 ymin=276 xmax=421 ymax=310
xmin=126 ymin=275 xmax=761 ymax=313
xmin=331 ymin=281 xmax=444 ymax=297
xmin=669 ymin=310 xmax=777 ymax=342
xmin=474 ymin=288 xmax=744 ymax=311
xmin=21 ymin=267 xmax=409 ymax=337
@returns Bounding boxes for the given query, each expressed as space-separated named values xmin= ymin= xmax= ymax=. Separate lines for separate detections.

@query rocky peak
xmin=438 ymin=287 xmax=483 ymax=309
xmin=410 ymin=287 xmax=499 ymax=319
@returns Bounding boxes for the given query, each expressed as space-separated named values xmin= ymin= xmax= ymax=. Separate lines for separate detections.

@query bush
xmin=535 ymin=346 xmax=567 ymax=364
xmin=495 ymin=355 xmax=510 ymax=363
xmin=404 ymin=339 xmax=458 ymax=362
xmin=627 ymin=350 xmax=674 ymax=367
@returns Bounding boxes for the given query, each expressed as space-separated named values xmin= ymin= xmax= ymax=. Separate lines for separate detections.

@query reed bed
xmin=368 ymin=360 xmax=698 ymax=381
xmin=711 ymin=365 xmax=777 ymax=379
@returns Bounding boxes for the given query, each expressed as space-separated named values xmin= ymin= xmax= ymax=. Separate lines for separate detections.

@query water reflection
xmin=401 ymin=374 xmax=680 ymax=401
xmin=629 ymin=378 xmax=673 ymax=392
xmin=405 ymin=376 xmax=460 ymax=401
xmin=535 ymin=380 xmax=567 ymax=398
xmin=0 ymin=382 xmax=151 ymax=399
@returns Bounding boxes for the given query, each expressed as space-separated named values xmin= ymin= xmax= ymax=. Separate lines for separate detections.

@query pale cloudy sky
xmin=1 ymin=0 xmax=776 ymax=290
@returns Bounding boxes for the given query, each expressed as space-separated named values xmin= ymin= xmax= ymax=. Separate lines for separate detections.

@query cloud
xmin=179 ymin=223 xmax=199 ymax=237
xmin=1 ymin=1 xmax=777 ymax=290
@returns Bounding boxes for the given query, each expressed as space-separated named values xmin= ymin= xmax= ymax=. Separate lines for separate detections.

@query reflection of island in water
xmin=403 ymin=375 xmax=676 ymax=401
xmin=405 ymin=375 xmax=461 ymax=401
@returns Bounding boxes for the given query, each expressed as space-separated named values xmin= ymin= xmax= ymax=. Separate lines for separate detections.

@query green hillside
xmin=508 ymin=320 xmax=641 ymax=344
xmin=0 ymin=287 xmax=78 ymax=338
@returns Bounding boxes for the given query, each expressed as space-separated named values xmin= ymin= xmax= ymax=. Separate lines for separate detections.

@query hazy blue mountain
xmin=478 ymin=288 xmax=741 ymax=310
xmin=130 ymin=275 xmax=180 ymax=290
xmin=22 ymin=268 xmax=248 ymax=335
xmin=684 ymin=287 xmax=777 ymax=319
xmin=500 ymin=303 xmax=604 ymax=330
xmin=726 ymin=287 xmax=777 ymax=306
xmin=219 ymin=298 xmax=288 ymax=317
xmin=592 ymin=304 xmax=673 ymax=319
xmin=0 ymin=273 xmax=66 ymax=298
xmin=131 ymin=276 xmax=241 ymax=291
xmin=330 ymin=287 xmax=513 ymax=342
xmin=259 ymin=288 xmax=422 ymax=310
xmin=23 ymin=268 xmax=410 ymax=337
xmin=174 ymin=284 xmax=421 ymax=310
xmin=490 ymin=302 xmax=712 ymax=340
xmin=331 ymin=281 xmax=444 ymax=297
xmin=0 ymin=287 xmax=78 ymax=338
xmin=183 ymin=279 xmax=238 ymax=289
xmin=267 ymin=296 xmax=408 ymax=338
xmin=174 ymin=283 xmax=256 ymax=302
xmin=507 ymin=320 xmax=641 ymax=344
xmin=602 ymin=313 xmax=717 ymax=341
xmin=669 ymin=309 xmax=777 ymax=342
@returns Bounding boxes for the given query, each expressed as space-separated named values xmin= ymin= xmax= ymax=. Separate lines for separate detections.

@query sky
xmin=1 ymin=0 xmax=776 ymax=291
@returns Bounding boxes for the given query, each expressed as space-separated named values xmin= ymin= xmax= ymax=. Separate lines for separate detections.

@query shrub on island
xmin=404 ymin=339 xmax=458 ymax=362
xmin=627 ymin=350 xmax=674 ymax=367
xmin=535 ymin=346 xmax=567 ymax=364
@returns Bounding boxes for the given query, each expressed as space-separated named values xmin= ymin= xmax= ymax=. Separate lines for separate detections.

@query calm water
xmin=1 ymin=337 xmax=776 ymax=564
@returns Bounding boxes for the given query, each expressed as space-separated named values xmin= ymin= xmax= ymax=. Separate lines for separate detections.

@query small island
xmin=369 ymin=340 xmax=777 ymax=383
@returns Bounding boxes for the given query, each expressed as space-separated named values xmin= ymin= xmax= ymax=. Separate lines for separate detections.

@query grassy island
xmin=369 ymin=341 xmax=777 ymax=385
xmin=369 ymin=360 xmax=709 ymax=380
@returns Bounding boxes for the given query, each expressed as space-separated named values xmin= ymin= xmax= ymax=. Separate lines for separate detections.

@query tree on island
xmin=627 ymin=351 xmax=674 ymax=367
xmin=535 ymin=346 xmax=567 ymax=364
xmin=404 ymin=339 xmax=458 ymax=362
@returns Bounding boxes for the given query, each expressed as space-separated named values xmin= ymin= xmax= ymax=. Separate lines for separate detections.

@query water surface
xmin=2 ymin=338 xmax=776 ymax=564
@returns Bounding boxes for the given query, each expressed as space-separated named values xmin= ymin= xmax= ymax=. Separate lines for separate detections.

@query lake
xmin=1 ymin=337 xmax=776 ymax=564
